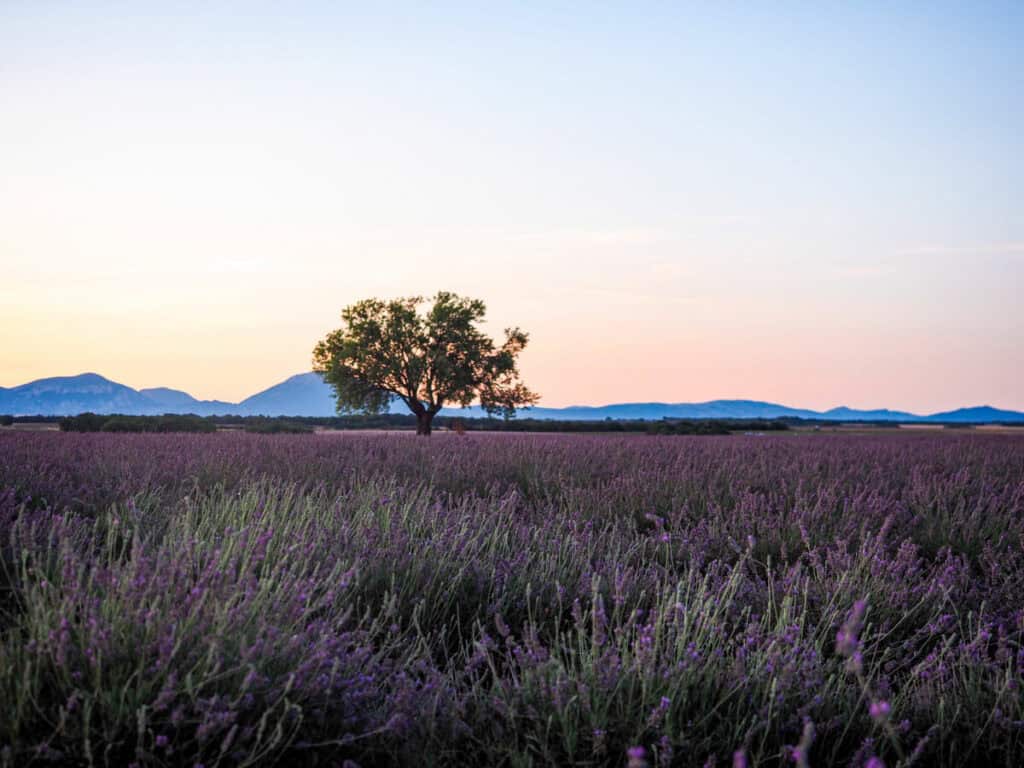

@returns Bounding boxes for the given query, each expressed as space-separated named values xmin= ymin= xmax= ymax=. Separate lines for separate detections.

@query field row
xmin=1 ymin=432 xmax=1022 ymax=766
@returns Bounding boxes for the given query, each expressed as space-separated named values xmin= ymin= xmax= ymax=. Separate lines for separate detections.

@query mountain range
xmin=1 ymin=372 xmax=1022 ymax=423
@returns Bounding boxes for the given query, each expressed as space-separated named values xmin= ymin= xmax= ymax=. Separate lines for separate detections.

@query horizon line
xmin=0 ymin=370 xmax=1018 ymax=417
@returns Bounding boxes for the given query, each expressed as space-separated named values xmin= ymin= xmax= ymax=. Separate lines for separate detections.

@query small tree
xmin=313 ymin=292 xmax=539 ymax=435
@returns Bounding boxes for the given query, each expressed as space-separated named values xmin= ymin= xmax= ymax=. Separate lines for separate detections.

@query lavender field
xmin=1 ymin=431 xmax=1023 ymax=767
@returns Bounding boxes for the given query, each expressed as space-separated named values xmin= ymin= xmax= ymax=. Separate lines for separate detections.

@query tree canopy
xmin=312 ymin=292 xmax=538 ymax=435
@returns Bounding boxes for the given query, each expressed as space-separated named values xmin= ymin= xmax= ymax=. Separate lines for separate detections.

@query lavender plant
xmin=1 ymin=431 xmax=1022 ymax=766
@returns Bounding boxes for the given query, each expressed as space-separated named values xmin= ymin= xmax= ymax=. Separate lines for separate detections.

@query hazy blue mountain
xmin=2 ymin=372 xmax=1023 ymax=423
xmin=822 ymin=406 xmax=922 ymax=422
xmin=438 ymin=400 xmax=825 ymax=421
xmin=923 ymin=406 xmax=1024 ymax=423
xmin=237 ymin=373 xmax=337 ymax=416
xmin=139 ymin=387 xmax=238 ymax=416
xmin=139 ymin=387 xmax=202 ymax=408
xmin=499 ymin=400 xmax=823 ymax=421
xmin=440 ymin=400 xmax=1022 ymax=423
xmin=0 ymin=373 xmax=159 ymax=416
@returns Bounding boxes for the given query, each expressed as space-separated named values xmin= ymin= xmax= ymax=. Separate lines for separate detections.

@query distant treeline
xmin=437 ymin=416 xmax=791 ymax=434
xmin=50 ymin=412 xmax=793 ymax=435
xmin=59 ymin=413 xmax=217 ymax=433
xmin=2 ymin=412 xmax=1015 ymax=433
xmin=214 ymin=413 xmax=788 ymax=434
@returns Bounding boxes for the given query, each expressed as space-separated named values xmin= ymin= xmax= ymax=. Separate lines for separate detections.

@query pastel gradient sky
xmin=2 ymin=2 xmax=1022 ymax=411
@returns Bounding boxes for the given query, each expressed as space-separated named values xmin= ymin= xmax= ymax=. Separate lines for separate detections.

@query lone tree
xmin=313 ymin=292 xmax=539 ymax=435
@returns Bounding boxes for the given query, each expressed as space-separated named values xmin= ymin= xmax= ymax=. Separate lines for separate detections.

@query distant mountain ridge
xmin=138 ymin=387 xmax=238 ymax=415
xmin=1 ymin=372 xmax=1022 ymax=423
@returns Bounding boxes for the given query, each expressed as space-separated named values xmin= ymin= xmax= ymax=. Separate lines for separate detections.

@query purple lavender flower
xmin=627 ymin=745 xmax=649 ymax=768
xmin=869 ymin=700 xmax=891 ymax=722
xmin=2 ymin=429 xmax=1023 ymax=765
xmin=836 ymin=600 xmax=867 ymax=658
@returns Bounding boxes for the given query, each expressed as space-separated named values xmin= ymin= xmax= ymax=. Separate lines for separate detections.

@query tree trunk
xmin=416 ymin=411 xmax=434 ymax=436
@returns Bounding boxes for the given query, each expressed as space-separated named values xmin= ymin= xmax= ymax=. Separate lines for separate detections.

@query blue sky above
xmin=1 ymin=2 xmax=1021 ymax=409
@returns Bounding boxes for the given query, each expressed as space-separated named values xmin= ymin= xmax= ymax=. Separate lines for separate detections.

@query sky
xmin=1 ymin=1 xmax=1022 ymax=412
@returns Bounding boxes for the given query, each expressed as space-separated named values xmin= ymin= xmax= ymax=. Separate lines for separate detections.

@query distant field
xmin=0 ymin=421 xmax=59 ymax=431
xmin=1 ymin=431 xmax=1023 ymax=766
